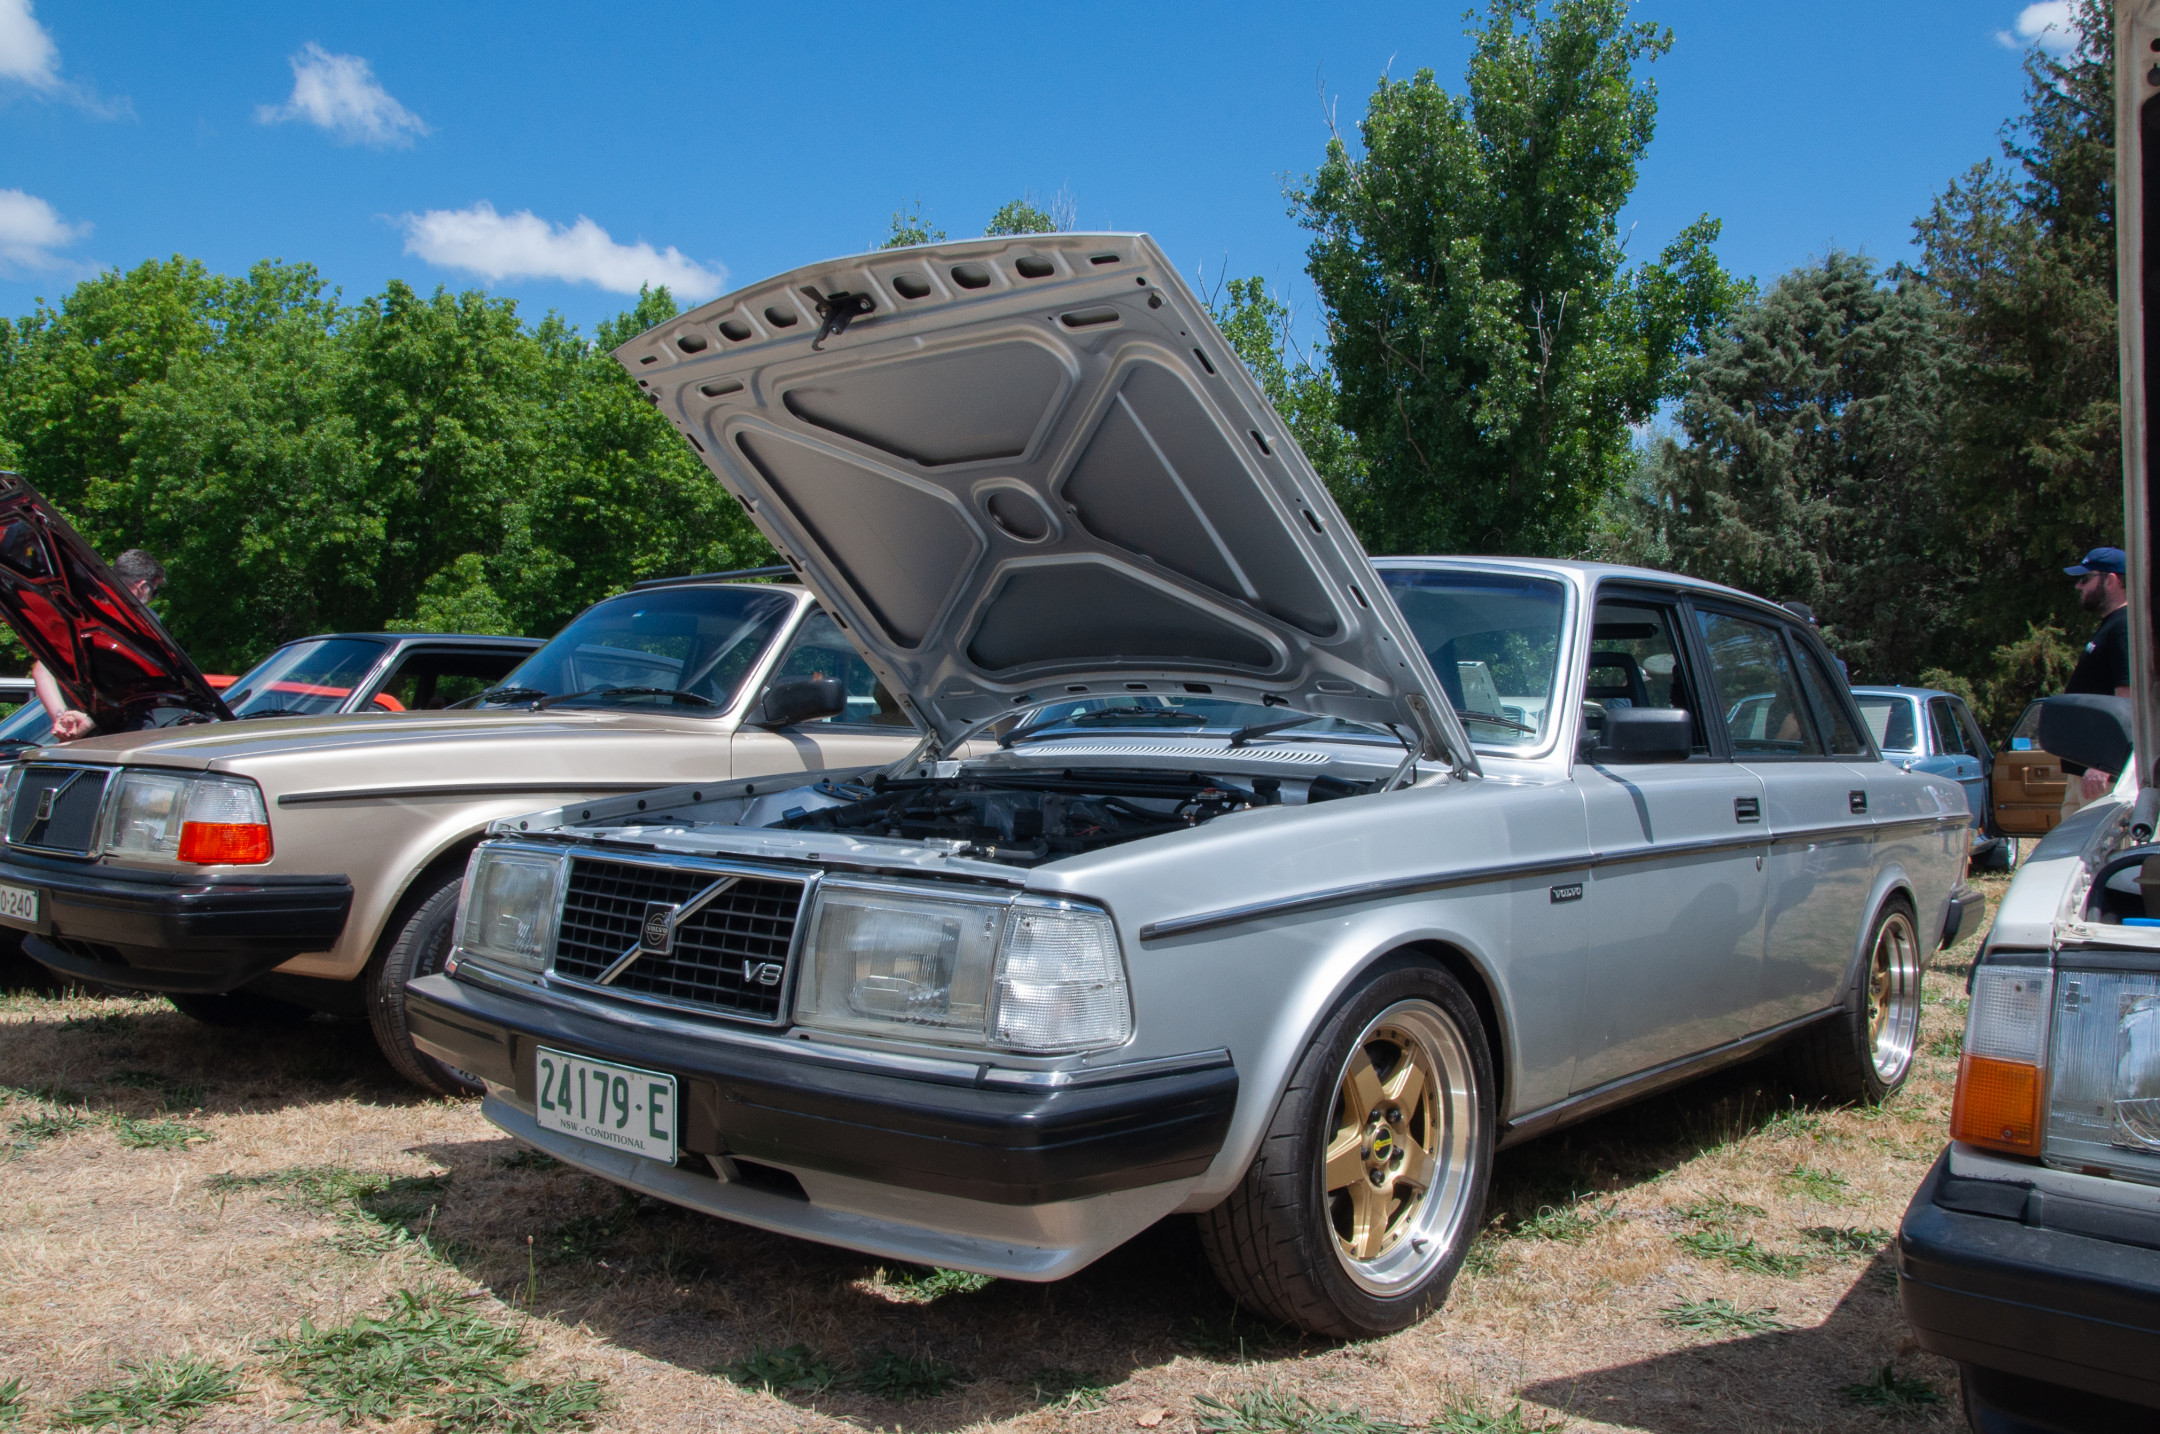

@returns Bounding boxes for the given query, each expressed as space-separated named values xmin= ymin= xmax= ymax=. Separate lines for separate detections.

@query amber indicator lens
xmin=1951 ymin=1053 xmax=2044 ymax=1155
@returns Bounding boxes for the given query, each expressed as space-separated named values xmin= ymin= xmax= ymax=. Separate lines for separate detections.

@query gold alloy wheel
xmin=1867 ymin=908 xmax=1923 ymax=1084
xmin=1322 ymin=1000 xmax=1480 ymax=1295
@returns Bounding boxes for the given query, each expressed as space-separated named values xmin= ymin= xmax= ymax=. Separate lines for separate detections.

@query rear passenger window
xmin=1695 ymin=610 xmax=1824 ymax=757
xmin=1794 ymin=645 xmax=1867 ymax=755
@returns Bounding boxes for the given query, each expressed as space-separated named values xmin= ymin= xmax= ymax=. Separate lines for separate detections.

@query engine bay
xmin=771 ymin=767 xmax=1377 ymax=867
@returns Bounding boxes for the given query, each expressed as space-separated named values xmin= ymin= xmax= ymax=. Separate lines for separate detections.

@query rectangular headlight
xmin=794 ymin=886 xmax=1003 ymax=1043
xmin=454 ymin=846 xmax=567 ymax=974
xmin=104 ymin=771 xmax=271 ymax=864
xmin=794 ymin=886 xmax=1131 ymax=1054
xmin=2041 ymin=968 xmax=2160 ymax=1186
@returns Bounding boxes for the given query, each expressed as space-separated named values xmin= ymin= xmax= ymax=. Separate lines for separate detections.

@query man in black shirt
xmin=2062 ymin=546 xmax=2131 ymax=807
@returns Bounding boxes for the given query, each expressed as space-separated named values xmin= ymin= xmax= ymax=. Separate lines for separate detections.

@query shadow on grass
xmin=1520 ymin=1253 xmax=1951 ymax=1432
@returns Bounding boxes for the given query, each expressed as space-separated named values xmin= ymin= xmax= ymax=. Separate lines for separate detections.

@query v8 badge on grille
xmin=639 ymin=901 xmax=676 ymax=954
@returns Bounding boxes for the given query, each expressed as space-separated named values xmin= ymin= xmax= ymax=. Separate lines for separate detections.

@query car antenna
xmin=801 ymin=286 xmax=875 ymax=351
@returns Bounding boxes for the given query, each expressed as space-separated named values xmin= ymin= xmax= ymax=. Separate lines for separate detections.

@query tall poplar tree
xmin=1297 ymin=0 xmax=1743 ymax=556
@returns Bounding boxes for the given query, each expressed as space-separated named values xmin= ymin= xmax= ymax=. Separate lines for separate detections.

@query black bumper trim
xmin=1897 ymin=1150 xmax=2160 ymax=1409
xmin=1941 ymin=885 xmax=1985 ymax=950
xmin=404 ymin=972 xmax=1238 ymax=1207
xmin=0 ymin=849 xmax=352 ymax=994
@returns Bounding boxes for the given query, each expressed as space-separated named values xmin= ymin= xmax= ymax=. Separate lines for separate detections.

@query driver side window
xmin=1586 ymin=595 xmax=1710 ymax=755
xmin=765 ymin=611 xmax=909 ymax=726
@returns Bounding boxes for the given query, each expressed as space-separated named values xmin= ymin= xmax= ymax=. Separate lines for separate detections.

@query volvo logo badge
xmin=639 ymin=902 xmax=676 ymax=955
xmin=33 ymin=788 xmax=55 ymax=823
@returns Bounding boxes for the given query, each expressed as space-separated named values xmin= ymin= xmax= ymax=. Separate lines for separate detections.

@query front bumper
xmin=0 ymin=848 xmax=352 ymax=994
xmin=1897 ymin=1147 xmax=2160 ymax=1409
xmin=404 ymin=970 xmax=1238 ymax=1209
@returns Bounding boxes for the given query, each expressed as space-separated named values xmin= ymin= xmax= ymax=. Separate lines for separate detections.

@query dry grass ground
xmin=0 ymin=883 xmax=2002 ymax=1434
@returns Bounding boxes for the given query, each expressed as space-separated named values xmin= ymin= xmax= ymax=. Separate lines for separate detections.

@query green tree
xmin=880 ymin=201 xmax=946 ymax=249
xmin=1296 ymin=0 xmax=1744 ymax=557
xmin=1642 ymin=252 xmax=1961 ymax=682
xmin=1209 ymin=276 xmax=1367 ymax=509
xmin=1915 ymin=0 xmax=2119 ymax=665
xmin=984 ymin=190 xmax=1071 ymax=237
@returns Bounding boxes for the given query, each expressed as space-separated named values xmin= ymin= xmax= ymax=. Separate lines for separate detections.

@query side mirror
xmin=753 ymin=676 xmax=846 ymax=729
xmin=2036 ymin=693 xmax=2133 ymax=777
xmin=1589 ymin=706 xmax=1692 ymax=763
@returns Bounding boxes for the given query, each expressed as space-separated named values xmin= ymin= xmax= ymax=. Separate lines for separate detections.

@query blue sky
xmin=0 ymin=0 xmax=2076 ymax=348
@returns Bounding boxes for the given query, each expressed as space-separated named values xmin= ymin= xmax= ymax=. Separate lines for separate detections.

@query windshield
xmin=1379 ymin=567 xmax=1567 ymax=748
xmin=223 ymin=638 xmax=389 ymax=718
xmin=488 ymin=585 xmax=796 ymax=713
xmin=1855 ymin=694 xmax=1919 ymax=752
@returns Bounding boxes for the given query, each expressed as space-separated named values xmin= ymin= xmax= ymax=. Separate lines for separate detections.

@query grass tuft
xmin=1509 ymin=1197 xmax=1616 ymax=1243
xmin=0 ymin=1376 xmax=21 ymax=1430
xmin=108 ymin=1115 xmax=213 ymax=1151
xmin=1781 ymin=1165 xmax=1849 ymax=1201
xmin=1030 ymin=1366 xmax=1111 ymax=1410
xmin=1840 ymin=1363 xmax=1944 ymax=1415
xmin=851 ymin=1347 xmax=963 ymax=1401
xmin=879 ymin=1263 xmax=996 ymax=1301
xmin=1674 ymin=1229 xmax=1810 ymax=1277
xmin=1194 ymin=1388 xmax=1562 ymax=1434
xmin=103 ymin=1071 xmax=205 ymax=1110
xmin=8 ymin=1109 xmax=89 ymax=1143
xmin=1658 ymin=1298 xmax=1788 ymax=1335
xmin=719 ymin=1343 xmax=840 ymax=1396
xmin=1671 ymin=1196 xmax=1767 ymax=1225
xmin=54 ymin=1355 xmax=240 ymax=1430
xmin=1758 ymin=1105 xmax=1826 ymax=1141
xmin=1431 ymin=1400 xmax=1569 ymax=1433
xmin=1802 ymin=1225 xmax=1893 ymax=1257
xmin=263 ymin=1288 xmax=603 ymax=1433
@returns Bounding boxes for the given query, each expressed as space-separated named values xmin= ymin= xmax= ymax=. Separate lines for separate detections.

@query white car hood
xmin=612 ymin=233 xmax=1470 ymax=770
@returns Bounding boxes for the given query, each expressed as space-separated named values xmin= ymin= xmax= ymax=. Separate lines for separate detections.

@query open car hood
xmin=0 ymin=474 xmax=231 ymax=727
xmin=613 ymin=234 xmax=1470 ymax=769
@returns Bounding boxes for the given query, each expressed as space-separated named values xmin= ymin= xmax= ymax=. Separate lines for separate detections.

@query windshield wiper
xmin=1228 ymin=716 xmax=1321 ymax=748
xmin=1001 ymin=709 xmax=1209 ymax=747
xmin=447 ymin=684 xmax=549 ymax=711
xmin=237 ymin=706 xmax=318 ymax=720
xmin=1454 ymin=705 xmax=1539 ymax=735
xmin=533 ymin=686 xmax=717 ymax=711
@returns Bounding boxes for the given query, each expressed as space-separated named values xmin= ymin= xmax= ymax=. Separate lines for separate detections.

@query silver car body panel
xmin=610 ymin=233 xmax=1471 ymax=769
xmin=484 ymin=559 xmax=1970 ymax=1259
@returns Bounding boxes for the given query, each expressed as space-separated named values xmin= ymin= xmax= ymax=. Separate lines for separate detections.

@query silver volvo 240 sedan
xmin=405 ymin=234 xmax=1979 ymax=1337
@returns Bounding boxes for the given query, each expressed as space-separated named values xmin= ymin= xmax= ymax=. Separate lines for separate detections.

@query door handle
xmin=1849 ymin=790 xmax=1868 ymax=815
xmin=1735 ymin=796 xmax=1761 ymax=823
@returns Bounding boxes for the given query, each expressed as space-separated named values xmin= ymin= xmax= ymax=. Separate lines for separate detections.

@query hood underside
xmin=0 ymin=474 xmax=229 ymax=726
xmin=612 ymin=234 xmax=1468 ymax=769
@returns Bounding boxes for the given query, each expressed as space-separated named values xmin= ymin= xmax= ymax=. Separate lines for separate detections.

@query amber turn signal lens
xmin=1951 ymin=1053 xmax=2044 ymax=1156
xmin=176 ymin=821 xmax=272 ymax=865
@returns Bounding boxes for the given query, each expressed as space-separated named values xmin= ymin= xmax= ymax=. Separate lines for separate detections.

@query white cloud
xmin=1996 ymin=2 xmax=2079 ymax=55
xmin=401 ymin=202 xmax=725 ymax=299
xmin=256 ymin=43 xmax=427 ymax=148
xmin=0 ymin=188 xmax=88 ymax=273
xmin=0 ymin=0 xmax=58 ymax=90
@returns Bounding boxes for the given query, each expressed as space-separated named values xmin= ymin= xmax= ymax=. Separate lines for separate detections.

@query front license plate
xmin=534 ymin=1047 xmax=677 ymax=1164
xmin=0 ymin=881 xmax=38 ymax=929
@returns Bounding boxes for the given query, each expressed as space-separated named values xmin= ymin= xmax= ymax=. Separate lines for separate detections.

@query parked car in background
xmin=1853 ymin=686 xmax=2015 ymax=870
xmin=406 ymin=234 xmax=1980 ymax=1337
xmin=0 ymin=480 xmax=923 ymax=1093
xmin=1986 ymin=698 xmax=2080 ymax=841
xmin=0 ymin=675 xmax=33 ymax=712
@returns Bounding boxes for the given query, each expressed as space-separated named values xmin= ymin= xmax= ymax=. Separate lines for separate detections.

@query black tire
xmin=365 ymin=865 xmax=482 ymax=1096
xmin=167 ymin=989 xmax=311 ymax=1028
xmin=1196 ymin=960 xmax=1494 ymax=1339
xmin=1784 ymin=896 xmax=1922 ymax=1105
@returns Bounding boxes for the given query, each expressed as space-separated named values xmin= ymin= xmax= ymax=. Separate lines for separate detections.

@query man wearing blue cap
xmin=2061 ymin=546 xmax=2131 ymax=808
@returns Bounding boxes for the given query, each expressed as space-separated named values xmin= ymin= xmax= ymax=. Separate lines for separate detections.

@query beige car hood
xmin=612 ymin=234 xmax=1471 ymax=770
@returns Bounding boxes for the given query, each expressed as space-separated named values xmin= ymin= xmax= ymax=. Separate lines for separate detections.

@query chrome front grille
xmin=551 ymin=855 xmax=808 ymax=1022
xmin=7 ymin=765 xmax=111 ymax=855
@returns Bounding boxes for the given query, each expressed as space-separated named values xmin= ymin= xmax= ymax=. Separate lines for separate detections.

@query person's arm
xmin=33 ymin=661 xmax=93 ymax=740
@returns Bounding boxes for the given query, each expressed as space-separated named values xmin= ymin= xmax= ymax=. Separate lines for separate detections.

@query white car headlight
xmin=793 ymin=885 xmax=1130 ymax=1054
xmin=454 ymin=846 xmax=567 ymax=974
xmin=104 ymin=770 xmax=272 ymax=864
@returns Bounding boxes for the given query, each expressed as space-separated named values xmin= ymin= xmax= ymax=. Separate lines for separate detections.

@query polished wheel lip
xmin=1322 ymin=999 xmax=1480 ymax=1296
xmin=1867 ymin=910 xmax=1922 ymax=1084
